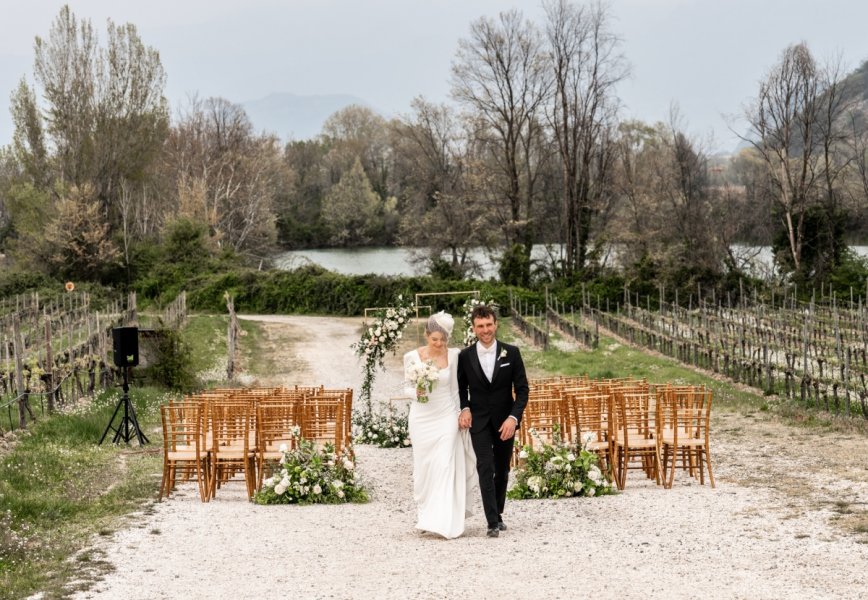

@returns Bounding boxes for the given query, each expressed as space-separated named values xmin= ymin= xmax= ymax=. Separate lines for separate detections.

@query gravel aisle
xmin=70 ymin=316 xmax=868 ymax=600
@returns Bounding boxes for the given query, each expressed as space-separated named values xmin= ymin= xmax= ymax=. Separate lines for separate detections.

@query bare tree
xmin=391 ymin=97 xmax=486 ymax=276
xmin=543 ymin=0 xmax=625 ymax=275
xmin=813 ymin=54 xmax=858 ymax=278
xmin=30 ymin=7 xmax=168 ymax=212
xmin=164 ymin=97 xmax=282 ymax=257
xmin=744 ymin=43 xmax=823 ymax=277
xmin=451 ymin=9 xmax=551 ymax=280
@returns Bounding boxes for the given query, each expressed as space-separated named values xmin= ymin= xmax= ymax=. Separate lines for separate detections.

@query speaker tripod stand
xmin=99 ymin=367 xmax=149 ymax=446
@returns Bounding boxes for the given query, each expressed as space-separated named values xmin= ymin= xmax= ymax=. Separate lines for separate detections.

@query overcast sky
xmin=2 ymin=0 xmax=868 ymax=153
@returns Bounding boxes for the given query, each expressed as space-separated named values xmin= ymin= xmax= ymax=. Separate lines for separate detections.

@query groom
xmin=457 ymin=304 xmax=529 ymax=538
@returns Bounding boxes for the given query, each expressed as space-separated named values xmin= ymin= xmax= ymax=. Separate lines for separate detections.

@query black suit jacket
xmin=457 ymin=341 xmax=529 ymax=435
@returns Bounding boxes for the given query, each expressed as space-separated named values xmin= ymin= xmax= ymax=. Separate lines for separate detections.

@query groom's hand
xmin=498 ymin=417 xmax=517 ymax=441
xmin=458 ymin=408 xmax=472 ymax=429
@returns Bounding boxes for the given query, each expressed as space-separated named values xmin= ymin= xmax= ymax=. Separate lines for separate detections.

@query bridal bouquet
xmin=406 ymin=360 xmax=439 ymax=403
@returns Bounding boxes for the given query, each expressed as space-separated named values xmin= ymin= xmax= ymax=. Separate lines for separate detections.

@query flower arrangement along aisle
xmin=507 ymin=427 xmax=614 ymax=500
xmin=254 ymin=431 xmax=368 ymax=505
xmin=351 ymin=294 xmax=415 ymax=412
xmin=461 ymin=297 xmax=498 ymax=347
xmin=352 ymin=400 xmax=411 ymax=448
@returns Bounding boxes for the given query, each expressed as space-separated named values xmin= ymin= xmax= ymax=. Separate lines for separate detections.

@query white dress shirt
xmin=476 ymin=340 xmax=497 ymax=382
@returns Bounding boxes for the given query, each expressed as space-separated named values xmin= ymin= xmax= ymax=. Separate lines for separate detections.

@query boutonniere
xmin=499 ymin=348 xmax=508 ymax=360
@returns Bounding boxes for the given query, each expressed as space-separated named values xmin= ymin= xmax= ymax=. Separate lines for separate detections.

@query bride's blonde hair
xmin=426 ymin=311 xmax=454 ymax=339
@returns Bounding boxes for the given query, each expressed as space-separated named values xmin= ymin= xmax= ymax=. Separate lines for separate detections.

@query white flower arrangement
xmin=508 ymin=426 xmax=614 ymax=500
xmin=406 ymin=359 xmax=440 ymax=403
xmin=352 ymin=401 xmax=411 ymax=448
xmin=254 ymin=431 xmax=368 ymax=505
xmin=352 ymin=294 xmax=415 ymax=411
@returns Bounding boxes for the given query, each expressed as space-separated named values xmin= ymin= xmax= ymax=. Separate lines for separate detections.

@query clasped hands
xmin=458 ymin=409 xmax=517 ymax=441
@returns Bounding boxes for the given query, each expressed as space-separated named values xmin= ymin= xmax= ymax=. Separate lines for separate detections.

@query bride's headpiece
xmin=427 ymin=311 xmax=454 ymax=339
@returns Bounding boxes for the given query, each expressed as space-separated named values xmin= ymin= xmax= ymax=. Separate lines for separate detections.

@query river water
xmin=273 ymin=245 xmax=868 ymax=279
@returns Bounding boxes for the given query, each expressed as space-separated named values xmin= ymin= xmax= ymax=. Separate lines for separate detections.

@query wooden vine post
xmin=225 ymin=292 xmax=239 ymax=381
xmin=12 ymin=317 xmax=34 ymax=428
xmin=44 ymin=315 xmax=54 ymax=414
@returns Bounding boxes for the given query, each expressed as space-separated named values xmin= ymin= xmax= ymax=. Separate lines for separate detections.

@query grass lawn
xmin=0 ymin=313 xmax=228 ymax=600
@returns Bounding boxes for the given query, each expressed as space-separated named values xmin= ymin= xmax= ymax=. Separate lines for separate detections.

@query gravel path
xmin=70 ymin=316 xmax=868 ymax=600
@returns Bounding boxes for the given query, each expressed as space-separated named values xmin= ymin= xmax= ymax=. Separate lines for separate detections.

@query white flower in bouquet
xmin=343 ymin=458 xmax=354 ymax=470
xmin=573 ymin=480 xmax=583 ymax=492
xmin=263 ymin=476 xmax=275 ymax=488
xmin=588 ymin=465 xmax=603 ymax=485
xmin=406 ymin=359 xmax=440 ymax=403
xmin=519 ymin=449 xmax=529 ymax=459
xmin=274 ymin=483 xmax=287 ymax=495
xmin=566 ymin=452 xmax=576 ymax=462
xmin=313 ymin=484 xmax=322 ymax=495
xmin=279 ymin=443 xmax=288 ymax=453
xmin=403 ymin=438 xmax=410 ymax=446
xmin=587 ymin=487 xmax=596 ymax=496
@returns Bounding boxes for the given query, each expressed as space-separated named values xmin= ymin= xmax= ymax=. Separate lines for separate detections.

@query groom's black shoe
xmin=497 ymin=520 xmax=507 ymax=531
xmin=486 ymin=526 xmax=500 ymax=538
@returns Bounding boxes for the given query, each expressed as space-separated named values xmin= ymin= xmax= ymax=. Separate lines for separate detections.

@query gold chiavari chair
xmin=658 ymin=385 xmax=715 ymax=488
xmin=255 ymin=398 xmax=302 ymax=489
xmin=159 ymin=402 xmax=210 ymax=502
xmin=209 ymin=400 xmax=257 ymax=500
xmin=610 ymin=390 xmax=661 ymax=489
xmin=521 ymin=395 xmax=567 ymax=450
xmin=564 ymin=391 xmax=613 ymax=479
xmin=300 ymin=395 xmax=345 ymax=451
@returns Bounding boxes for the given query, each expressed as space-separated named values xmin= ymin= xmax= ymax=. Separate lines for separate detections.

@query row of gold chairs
xmin=159 ymin=386 xmax=353 ymax=503
xmin=519 ymin=377 xmax=714 ymax=490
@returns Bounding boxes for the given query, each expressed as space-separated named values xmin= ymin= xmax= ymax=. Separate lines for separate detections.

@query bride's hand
xmin=458 ymin=410 xmax=471 ymax=429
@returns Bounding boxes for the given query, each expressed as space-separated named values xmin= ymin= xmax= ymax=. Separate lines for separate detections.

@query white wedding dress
xmin=404 ymin=347 xmax=477 ymax=539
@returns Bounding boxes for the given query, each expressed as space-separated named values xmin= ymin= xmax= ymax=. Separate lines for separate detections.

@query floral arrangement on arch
xmin=351 ymin=294 xmax=415 ymax=411
xmin=462 ymin=297 xmax=499 ymax=347
xmin=352 ymin=400 xmax=411 ymax=448
xmin=508 ymin=427 xmax=614 ymax=500
xmin=254 ymin=431 xmax=368 ymax=505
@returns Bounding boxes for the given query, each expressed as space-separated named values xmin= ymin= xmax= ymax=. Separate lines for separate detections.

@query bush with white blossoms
xmin=351 ymin=294 xmax=415 ymax=411
xmin=508 ymin=426 xmax=614 ymax=500
xmin=352 ymin=401 xmax=411 ymax=448
xmin=462 ymin=297 xmax=499 ymax=347
xmin=254 ymin=433 xmax=368 ymax=505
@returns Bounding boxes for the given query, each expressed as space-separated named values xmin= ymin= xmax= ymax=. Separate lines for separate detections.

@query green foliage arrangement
xmin=508 ymin=427 xmax=614 ymax=500
xmin=254 ymin=435 xmax=367 ymax=505
xmin=352 ymin=401 xmax=411 ymax=448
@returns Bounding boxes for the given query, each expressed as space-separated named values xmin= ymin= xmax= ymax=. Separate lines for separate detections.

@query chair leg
xmin=196 ymin=458 xmax=210 ymax=502
xmin=703 ymin=447 xmax=715 ymax=488
xmin=159 ymin=462 xmax=169 ymax=501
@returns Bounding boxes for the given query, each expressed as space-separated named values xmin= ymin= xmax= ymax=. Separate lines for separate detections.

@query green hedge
xmin=180 ymin=265 xmax=546 ymax=316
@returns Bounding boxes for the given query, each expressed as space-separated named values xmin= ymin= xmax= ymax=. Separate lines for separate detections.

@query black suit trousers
xmin=470 ymin=420 xmax=514 ymax=527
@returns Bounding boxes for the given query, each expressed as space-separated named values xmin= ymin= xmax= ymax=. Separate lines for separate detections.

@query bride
xmin=403 ymin=311 xmax=477 ymax=539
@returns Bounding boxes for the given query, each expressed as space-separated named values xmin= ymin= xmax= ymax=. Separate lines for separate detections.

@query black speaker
xmin=112 ymin=327 xmax=139 ymax=367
